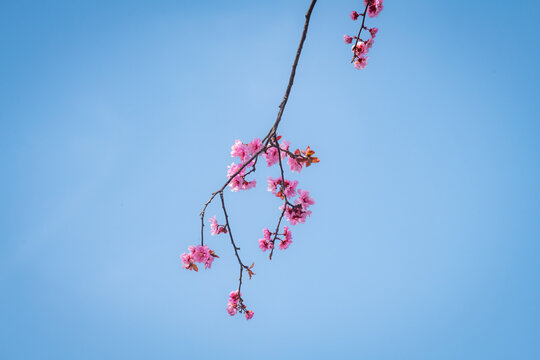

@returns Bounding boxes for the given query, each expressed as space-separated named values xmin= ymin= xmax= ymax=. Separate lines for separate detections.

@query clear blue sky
xmin=1 ymin=0 xmax=539 ymax=359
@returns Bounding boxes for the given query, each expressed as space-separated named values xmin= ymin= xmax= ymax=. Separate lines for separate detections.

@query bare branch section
xmin=198 ymin=0 xmax=318 ymax=315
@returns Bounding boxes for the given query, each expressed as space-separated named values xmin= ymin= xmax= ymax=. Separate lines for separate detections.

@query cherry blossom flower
xmin=258 ymin=239 xmax=273 ymax=252
xmin=354 ymin=57 xmax=368 ymax=70
xmin=279 ymin=238 xmax=292 ymax=250
xmin=259 ymin=228 xmax=274 ymax=252
xmin=288 ymin=156 xmax=303 ymax=172
xmin=365 ymin=0 xmax=384 ymax=18
xmin=245 ymin=310 xmax=254 ymax=320
xmin=229 ymin=290 xmax=241 ymax=302
xmin=366 ymin=38 xmax=374 ymax=50
xmin=283 ymin=204 xmax=312 ymax=225
xmin=263 ymin=146 xmax=279 ymax=167
xmin=227 ymin=162 xmax=256 ymax=192
xmin=350 ymin=11 xmax=360 ymax=20
xmin=278 ymin=226 xmax=293 ymax=250
xmin=344 ymin=35 xmax=353 ymax=44
xmin=263 ymin=228 xmax=272 ymax=240
xmin=231 ymin=140 xmax=248 ymax=162
xmin=227 ymin=304 xmax=237 ymax=316
xmin=193 ymin=245 xmax=209 ymax=263
xmin=180 ymin=245 xmax=219 ymax=272
xmin=369 ymin=27 xmax=378 ymax=38
xmin=247 ymin=138 xmax=263 ymax=156
xmin=267 ymin=177 xmax=298 ymax=199
xmin=209 ymin=216 xmax=218 ymax=235
xmin=296 ymin=189 xmax=315 ymax=208
xmin=353 ymin=41 xmax=368 ymax=58
xmin=180 ymin=252 xmax=194 ymax=270
xmin=283 ymin=226 xmax=292 ymax=241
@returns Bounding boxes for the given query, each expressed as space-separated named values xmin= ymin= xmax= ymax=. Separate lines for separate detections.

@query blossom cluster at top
xmin=258 ymin=226 xmax=292 ymax=252
xmin=344 ymin=0 xmax=384 ymax=70
xmin=227 ymin=290 xmax=254 ymax=320
xmin=180 ymin=245 xmax=219 ymax=271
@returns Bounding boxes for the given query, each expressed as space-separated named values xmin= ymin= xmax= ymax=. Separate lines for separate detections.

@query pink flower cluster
xmin=344 ymin=0 xmax=384 ymax=70
xmin=365 ymin=0 xmax=384 ymax=18
xmin=227 ymin=137 xmax=319 ymax=192
xmin=263 ymin=138 xmax=290 ymax=167
xmin=268 ymin=177 xmax=298 ymax=199
xmin=227 ymin=138 xmax=264 ymax=191
xmin=194 ymin=135 xmax=319 ymax=317
xmin=278 ymin=186 xmax=315 ymax=226
xmin=259 ymin=226 xmax=293 ymax=251
xmin=227 ymin=290 xmax=254 ymax=320
xmin=180 ymin=245 xmax=219 ymax=272
xmin=209 ymin=215 xmax=227 ymax=235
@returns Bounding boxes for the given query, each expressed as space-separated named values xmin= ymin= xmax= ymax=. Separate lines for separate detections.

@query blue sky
xmin=1 ymin=0 xmax=539 ymax=359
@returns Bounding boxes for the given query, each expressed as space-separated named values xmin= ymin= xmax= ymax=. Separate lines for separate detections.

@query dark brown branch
xmin=220 ymin=192 xmax=246 ymax=268
xmin=263 ymin=0 xmax=318 ymax=143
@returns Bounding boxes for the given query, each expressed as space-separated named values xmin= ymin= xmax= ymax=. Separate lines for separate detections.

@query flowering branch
xmin=181 ymin=0 xmax=385 ymax=320
xmin=344 ymin=0 xmax=384 ymax=69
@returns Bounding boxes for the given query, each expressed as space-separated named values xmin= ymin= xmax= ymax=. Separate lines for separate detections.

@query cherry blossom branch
xmin=183 ymin=0 xmax=386 ymax=320
xmin=350 ymin=4 xmax=369 ymax=63
xmin=344 ymin=1 xmax=384 ymax=70
xmin=187 ymin=0 xmax=318 ymax=320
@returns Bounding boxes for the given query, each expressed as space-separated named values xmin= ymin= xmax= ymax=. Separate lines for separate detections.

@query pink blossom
xmin=258 ymin=239 xmax=273 ymax=252
xmin=180 ymin=252 xmax=194 ymax=269
xmin=343 ymin=35 xmax=353 ymax=44
xmin=263 ymin=146 xmax=279 ymax=167
xmin=267 ymin=177 xmax=280 ymax=193
xmin=204 ymin=255 xmax=215 ymax=269
xmin=243 ymin=179 xmax=257 ymax=190
xmin=350 ymin=11 xmax=360 ymax=20
xmin=245 ymin=310 xmax=254 ymax=320
xmin=229 ymin=290 xmax=241 ymax=302
xmin=354 ymin=57 xmax=368 ymax=70
xmin=283 ymin=204 xmax=312 ymax=225
xmin=352 ymin=41 xmax=368 ymax=58
xmin=279 ymin=238 xmax=292 ymax=250
xmin=364 ymin=0 xmax=384 ymax=18
xmin=181 ymin=245 xmax=218 ymax=271
xmin=193 ymin=245 xmax=210 ymax=263
xmin=247 ymin=138 xmax=263 ymax=156
xmin=283 ymin=226 xmax=292 ymax=241
xmin=284 ymin=179 xmax=298 ymax=198
xmin=227 ymin=162 xmax=256 ymax=192
xmin=288 ymin=156 xmax=303 ymax=173
xmin=231 ymin=140 xmax=248 ymax=162
xmin=366 ymin=37 xmax=374 ymax=50
xmin=267 ymin=177 xmax=297 ymax=199
xmin=227 ymin=162 xmax=243 ymax=178
xmin=295 ymin=189 xmax=315 ymax=208
xmin=209 ymin=216 xmax=218 ymax=235
xmin=263 ymin=228 xmax=272 ymax=240
xmin=369 ymin=27 xmax=378 ymax=38
xmin=227 ymin=304 xmax=237 ymax=316
xmin=280 ymin=140 xmax=290 ymax=156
